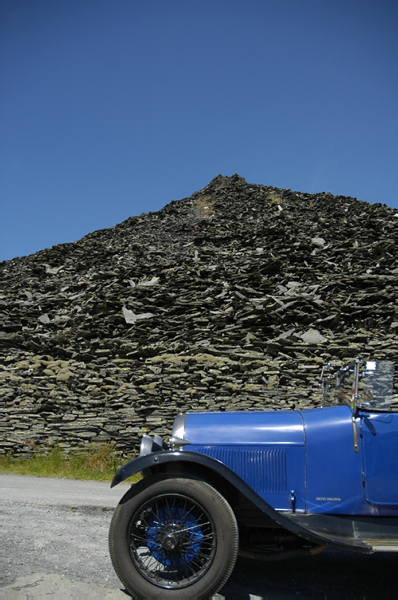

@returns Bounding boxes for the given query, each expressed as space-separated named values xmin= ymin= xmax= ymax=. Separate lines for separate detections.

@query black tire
xmin=109 ymin=475 xmax=239 ymax=599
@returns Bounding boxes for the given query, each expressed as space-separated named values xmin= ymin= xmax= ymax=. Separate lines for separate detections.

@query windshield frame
xmin=321 ymin=360 xmax=396 ymax=413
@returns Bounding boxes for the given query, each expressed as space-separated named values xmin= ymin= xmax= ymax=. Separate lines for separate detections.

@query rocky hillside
xmin=1 ymin=174 xmax=397 ymax=455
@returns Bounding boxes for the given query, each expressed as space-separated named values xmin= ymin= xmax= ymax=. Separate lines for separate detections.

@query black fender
xmin=111 ymin=450 xmax=373 ymax=553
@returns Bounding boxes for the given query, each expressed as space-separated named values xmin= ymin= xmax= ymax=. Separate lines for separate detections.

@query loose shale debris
xmin=1 ymin=174 xmax=397 ymax=455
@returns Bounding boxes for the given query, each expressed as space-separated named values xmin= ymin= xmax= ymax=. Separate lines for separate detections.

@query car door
xmin=360 ymin=411 xmax=398 ymax=505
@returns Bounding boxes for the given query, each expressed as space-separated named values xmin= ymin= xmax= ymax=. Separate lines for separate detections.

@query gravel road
xmin=1 ymin=474 xmax=396 ymax=599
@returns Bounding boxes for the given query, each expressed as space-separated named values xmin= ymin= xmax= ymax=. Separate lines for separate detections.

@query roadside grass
xmin=0 ymin=444 xmax=141 ymax=482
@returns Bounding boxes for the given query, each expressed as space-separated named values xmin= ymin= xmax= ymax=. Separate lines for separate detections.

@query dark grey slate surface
xmin=1 ymin=174 xmax=397 ymax=455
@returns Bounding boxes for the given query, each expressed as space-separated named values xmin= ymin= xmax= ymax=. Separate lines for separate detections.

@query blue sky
xmin=2 ymin=0 xmax=397 ymax=262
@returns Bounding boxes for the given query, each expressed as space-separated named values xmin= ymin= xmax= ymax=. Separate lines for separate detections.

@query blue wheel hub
xmin=146 ymin=506 xmax=204 ymax=567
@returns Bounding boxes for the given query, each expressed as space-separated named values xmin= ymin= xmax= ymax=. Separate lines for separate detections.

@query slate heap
xmin=1 ymin=174 xmax=398 ymax=456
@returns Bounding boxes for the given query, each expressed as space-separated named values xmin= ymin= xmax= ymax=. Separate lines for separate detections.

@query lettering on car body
xmin=316 ymin=497 xmax=342 ymax=501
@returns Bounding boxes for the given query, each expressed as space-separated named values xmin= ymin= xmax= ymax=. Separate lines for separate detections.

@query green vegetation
xmin=0 ymin=444 xmax=140 ymax=482
xmin=269 ymin=193 xmax=285 ymax=205
xmin=191 ymin=195 xmax=215 ymax=218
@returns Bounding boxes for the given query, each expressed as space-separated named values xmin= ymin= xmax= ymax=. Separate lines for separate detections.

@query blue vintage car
xmin=109 ymin=360 xmax=398 ymax=598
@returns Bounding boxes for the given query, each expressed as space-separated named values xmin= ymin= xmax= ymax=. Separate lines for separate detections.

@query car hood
xmin=177 ymin=410 xmax=305 ymax=447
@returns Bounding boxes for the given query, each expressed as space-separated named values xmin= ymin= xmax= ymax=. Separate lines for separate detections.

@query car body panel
xmin=182 ymin=410 xmax=305 ymax=446
xmin=183 ymin=405 xmax=398 ymax=516
xmin=301 ymin=406 xmax=364 ymax=515
xmin=184 ymin=410 xmax=306 ymax=511
xmin=360 ymin=411 xmax=398 ymax=506
xmin=190 ymin=444 xmax=306 ymax=511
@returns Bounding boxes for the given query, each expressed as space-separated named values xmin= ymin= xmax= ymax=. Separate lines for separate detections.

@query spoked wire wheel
xmin=109 ymin=476 xmax=239 ymax=599
xmin=129 ymin=492 xmax=215 ymax=588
